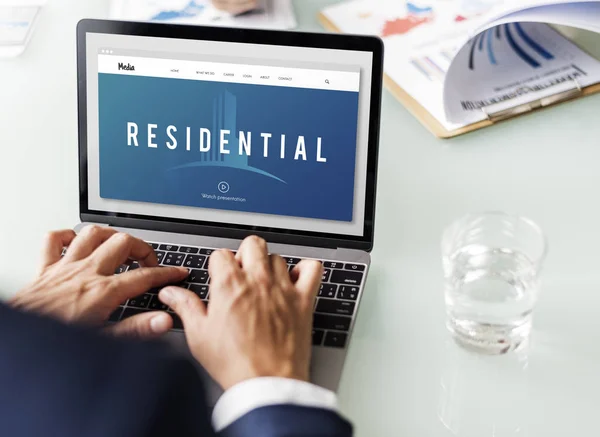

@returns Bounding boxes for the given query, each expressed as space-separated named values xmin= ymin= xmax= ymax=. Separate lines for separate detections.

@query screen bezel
xmin=77 ymin=19 xmax=383 ymax=251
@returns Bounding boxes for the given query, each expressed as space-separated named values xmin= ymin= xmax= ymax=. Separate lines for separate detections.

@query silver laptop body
xmin=76 ymin=19 xmax=383 ymax=404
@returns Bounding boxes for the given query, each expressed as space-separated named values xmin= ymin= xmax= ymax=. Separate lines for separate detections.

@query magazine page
xmin=443 ymin=21 xmax=600 ymax=125
xmin=322 ymin=0 xmax=516 ymax=131
xmin=481 ymin=1 xmax=600 ymax=34
xmin=322 ymin=0 xmax=598 ymax=131
xmin=467 ymin=0 xmax=600 ymax=37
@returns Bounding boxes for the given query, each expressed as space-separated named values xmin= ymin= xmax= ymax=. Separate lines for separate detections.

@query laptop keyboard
xmin=108 ymin=242 xmax=366 ymax=349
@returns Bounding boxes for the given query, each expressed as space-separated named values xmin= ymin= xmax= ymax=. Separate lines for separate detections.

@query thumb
xmin=159 ymin=286 xmax=207 ymax=330
xmin=106 ymin=311 xmax=172 ymax=339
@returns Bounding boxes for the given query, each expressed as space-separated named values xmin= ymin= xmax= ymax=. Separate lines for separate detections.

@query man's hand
xmin=159 ymin=235 xmax=323 ymax=390
xmin=10 ymin=226 xmax=189 ymax=338
xmin=212 ymin=0 xmax=258 ymax=15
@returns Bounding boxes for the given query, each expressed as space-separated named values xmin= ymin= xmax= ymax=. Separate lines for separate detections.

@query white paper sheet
xmin=110 ymin=0 xmax=296 ymax=30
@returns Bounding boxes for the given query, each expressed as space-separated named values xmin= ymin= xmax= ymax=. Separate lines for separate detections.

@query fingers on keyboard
xmin=130 ymin=242 xmax=366 ymax=348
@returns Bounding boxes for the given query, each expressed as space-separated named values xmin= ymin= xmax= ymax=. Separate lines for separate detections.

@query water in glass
xmin=444 ymin=244 xmax=540 ymax=354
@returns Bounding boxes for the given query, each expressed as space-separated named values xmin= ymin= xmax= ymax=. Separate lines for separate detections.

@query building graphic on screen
xmin=169 ymin=90 xmax=287 ymax=183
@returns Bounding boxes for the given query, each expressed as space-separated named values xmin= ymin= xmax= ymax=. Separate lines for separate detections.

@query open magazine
xmin=321 ymin=0 xmax=600 ymax=137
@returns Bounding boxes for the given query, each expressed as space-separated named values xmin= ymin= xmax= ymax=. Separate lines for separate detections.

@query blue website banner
xmin=98 ymin=74 xmax=359 ymax=222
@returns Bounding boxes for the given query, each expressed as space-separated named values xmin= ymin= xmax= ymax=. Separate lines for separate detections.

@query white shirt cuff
xmin=212 ymin=377 xmax=338 ymax=432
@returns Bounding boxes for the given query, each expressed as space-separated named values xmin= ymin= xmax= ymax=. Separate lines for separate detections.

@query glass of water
xmin=442 ymin=212 xmax=547 ymax=354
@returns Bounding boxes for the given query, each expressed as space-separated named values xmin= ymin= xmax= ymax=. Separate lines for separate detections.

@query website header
xmin=97 ymin=54 xmax=360 ymax=92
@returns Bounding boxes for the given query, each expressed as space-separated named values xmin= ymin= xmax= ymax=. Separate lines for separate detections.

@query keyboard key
xmin=129 ymin=262 xmax=140 ymax=270
xmin=318 ymin=283 xmax=337 ymax=298
xmin=121 ymin=307 xmax=150 ymax=320
xmin=115 ymin=264 xmax=128 ymax=275
xmin=324 ymin=331 xmax=348 ymax=348
xmin=149 ymin=282 xmax=187 ymax=297
xmin=330 ymin=269 xmax=363 ymax=286
xmin=284 ymin=257 xmax=301 ymax=265
xmin=127 ymin=293 xmax=152 ymax=309
xmin=316 ymin=298 xmax=355 ymax=316
xmin=344 ymin=263 xmax=366 ymax=272
xmin=323 ymin=261 xmax=344 ymax=269
xmin=199 ymin=248 xmax=215 ymax=255
xmin=108 ymin=307 xmax=124 ymax=322
xmin=337 ymin=286 xmax=359 ymax=301
xmin=148 ymin=287 xmax=162 ymax=295
xmin=183 ymin=254 xmax=206 ymax=269
xmin=170 ymin=314 xmax=184 ymax=330
xmin=179 ymin=246 xmax=199 ymax=254
xmin=148 ymin=243 xmax=159 ymax=249
xmin=154 ymin=251 xmax=165 ymax=264
xmin=148 ymin=295 xmax=169 ymax=311
xmin=163 ymin=253 xmax=185 ymax=266
xmin=313 ymin=314 xmax=351 ymax=332
xmin=189 ymin=284 xmax=209 ymax=299
xmin=312 ymin=329 xmax=325 ymax=346
xmin=322 ymin=269 xmax=332 ymax=282
xmin=159 ymin=244 xmax=179 ymax=252
xmin=188 ymin=269 xmax=209 ymax=284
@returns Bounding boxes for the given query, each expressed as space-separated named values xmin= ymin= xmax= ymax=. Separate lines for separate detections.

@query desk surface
xmin=1 ymin=1 xmax=600 ymax=435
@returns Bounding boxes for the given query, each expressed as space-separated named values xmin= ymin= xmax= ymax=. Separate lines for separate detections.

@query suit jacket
xmin=0 ymin=303 xmax=352 ymax=437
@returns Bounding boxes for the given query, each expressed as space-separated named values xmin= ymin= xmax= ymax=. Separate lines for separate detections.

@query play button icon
xmin=218 ymin=181 xmax=230 ymax=193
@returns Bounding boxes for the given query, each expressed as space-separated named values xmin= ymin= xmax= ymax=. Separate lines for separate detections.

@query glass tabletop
xmin=0 ymin=2 xmax=599 ymax=436
xmin=290 ymin=3 xmax=600 ymax=435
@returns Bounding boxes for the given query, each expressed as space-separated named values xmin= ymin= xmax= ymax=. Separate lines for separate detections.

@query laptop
xmin=76 ymin=19 xmax=383 ymax=403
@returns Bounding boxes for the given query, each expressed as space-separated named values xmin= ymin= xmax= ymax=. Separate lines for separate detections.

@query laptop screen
xmin=84 ymin=32 xmax=374 ymax=238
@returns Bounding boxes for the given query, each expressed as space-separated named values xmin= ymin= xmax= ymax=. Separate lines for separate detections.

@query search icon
xmin=325 ymin=79 xmax=330 ymax=84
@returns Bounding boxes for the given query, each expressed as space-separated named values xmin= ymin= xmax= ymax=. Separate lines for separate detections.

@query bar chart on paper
xmin=109 ymin=0 xmax=297 ymax=29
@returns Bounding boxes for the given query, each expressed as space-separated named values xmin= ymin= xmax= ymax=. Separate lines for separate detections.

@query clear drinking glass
xmin=442 ymin=212 xmax=547 ymax=354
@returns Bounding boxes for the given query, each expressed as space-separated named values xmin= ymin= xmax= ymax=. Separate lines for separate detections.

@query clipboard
xmin=318 ymin=12 xmax=600 ymax=139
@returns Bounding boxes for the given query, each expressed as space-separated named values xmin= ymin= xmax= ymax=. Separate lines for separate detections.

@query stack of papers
xmin=110 ymin=0 xmax=296 ymax=30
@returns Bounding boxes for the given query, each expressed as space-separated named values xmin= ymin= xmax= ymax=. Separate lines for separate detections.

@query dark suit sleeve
xmin=0 ymin=303 xmax=353 ymax=437
xmin=0 ymin=303 xmax=213 ymax=437
xmin=220 ymin=405 xmax=353 ymax=437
